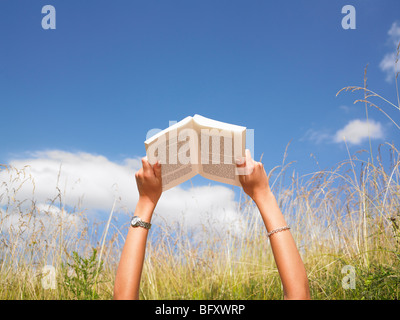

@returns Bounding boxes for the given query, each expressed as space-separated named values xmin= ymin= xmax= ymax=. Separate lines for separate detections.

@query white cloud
xmin=333 ymin=119 xmax=384 ymax=145
xmin=0 ymin=150 xmax=246 ymax=238
xmin=388 ymin=21 xmax=400 ymax=46
xmin=380 ymin=52 xmax=397 ymax=83
xmin=301 ymin=128 xmax=332 ymax=144
xmin=0 ymin=150 xmax=140 ymax=211
xmin=380 ymin=22 xmax=400 ymax=83
xmin=339 ymin=105 xmax=351 ymax=113
xmin=155 ymin=185 xmax=244 ymax=238
xmin=0 ymin=203 xmax=83 ymax=238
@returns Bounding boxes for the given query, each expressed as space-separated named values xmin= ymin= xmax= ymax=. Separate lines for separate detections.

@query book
xmin=145 ymin=114 xmax=246 ymax=191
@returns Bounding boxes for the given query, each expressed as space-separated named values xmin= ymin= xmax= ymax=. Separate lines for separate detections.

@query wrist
xmin=253 ymin=188 xmax=286 ymax=231
xmin=138 ymin=195 xmax=158 ymax=208
xmin=252 ymin=187 xmax=274 ymax=205
xmin=135 ymin=196 xmax=157 ymax=222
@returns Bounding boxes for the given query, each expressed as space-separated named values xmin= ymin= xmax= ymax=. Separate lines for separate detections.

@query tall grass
xmin=139 ymin=141 xmax=400 ymax=300
xmin=0 ymin=65 xmax=399 ymax=299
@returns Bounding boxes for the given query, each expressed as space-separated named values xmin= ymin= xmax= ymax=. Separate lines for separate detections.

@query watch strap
xmin=131 ymin=216 xmax=151 ymax=230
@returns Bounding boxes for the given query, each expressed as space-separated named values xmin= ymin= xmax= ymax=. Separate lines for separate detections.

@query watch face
xmin=131 ymin=216 xmax=140 ymax=226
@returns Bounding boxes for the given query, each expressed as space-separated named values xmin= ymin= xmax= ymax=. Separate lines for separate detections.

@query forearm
xmin=113 ymin=198 xmax=155 ymax=300
xmin=254 ymin=190 xmax=310 ymax=300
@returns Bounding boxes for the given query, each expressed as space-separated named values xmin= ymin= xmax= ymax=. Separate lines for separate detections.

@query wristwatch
xmin=130 ymin=216 xmax=151 ymax=230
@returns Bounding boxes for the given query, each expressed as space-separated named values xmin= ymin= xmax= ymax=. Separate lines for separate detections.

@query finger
xmin=141 ymin=156 xmax=153 ymax=175
xmin=235 ymin=148 xmax=252 ymax=167
xmin=135 ymin=168 xmax=143 ymax=181
xmin=235 ymin=153 xmax=247 ymax=182
xmin=237 ymin=168 xmax=247 ymax=185
xmin=235 ymin=156 xmax=246 ymax=167
xmin=153 ymin=160 xmax=162 ymax=179
xmin=236 ymin=149 xmax=253 ymax=177
xmin=244 ymin=149 xmax=255 ymax=175
xmin=254 ymin=161 xmax=263 ymax=173
xmin=245 ymin=149 xmax=253 ymax=165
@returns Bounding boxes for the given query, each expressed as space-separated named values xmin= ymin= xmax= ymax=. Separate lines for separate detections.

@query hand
xmin=236 ymin=149 xmax=271 ymax=203
xmin=114 ymin=157 xmax=162 ymax=300
xmin=236 ymin=150 xmax=310 ymax=300
xmin=135 ymin=157 xmax=162 ymax=208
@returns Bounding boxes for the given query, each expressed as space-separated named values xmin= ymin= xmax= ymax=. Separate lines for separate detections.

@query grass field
xmin=1 ymin=68 xmax=399 ymax=300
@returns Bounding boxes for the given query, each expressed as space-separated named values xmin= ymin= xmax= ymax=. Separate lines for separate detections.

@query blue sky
xmin=1 ymin=1 xmax=400 ymax=220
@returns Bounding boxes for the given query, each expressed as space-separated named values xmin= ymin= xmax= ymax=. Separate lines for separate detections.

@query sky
xmin=1 ymin=1 xmax=399 ymax=235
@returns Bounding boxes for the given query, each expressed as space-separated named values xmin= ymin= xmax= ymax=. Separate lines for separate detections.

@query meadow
xmin=0 ymin=68 xmax=399 ymax=300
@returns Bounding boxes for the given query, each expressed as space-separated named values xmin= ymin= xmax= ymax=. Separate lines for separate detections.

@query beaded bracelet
xmin=267 ymin=226 xmax=290 ymax=237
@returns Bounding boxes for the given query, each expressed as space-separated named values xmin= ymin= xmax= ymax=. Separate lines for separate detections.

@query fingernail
xmin=235 ymin=157 xmax=244 ymax=165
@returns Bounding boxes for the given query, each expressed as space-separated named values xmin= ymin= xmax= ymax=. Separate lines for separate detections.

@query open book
xmin=145 ymin=114 xmax=246 ymax=191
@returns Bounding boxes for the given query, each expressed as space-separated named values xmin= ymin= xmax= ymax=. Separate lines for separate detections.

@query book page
xmin=193 ymin=114 xmax=246 ymax=132
xmin=194 ymin=115 xmax=246 ymax=186
xmin=145 ymin=117 xmax=200 ymax=191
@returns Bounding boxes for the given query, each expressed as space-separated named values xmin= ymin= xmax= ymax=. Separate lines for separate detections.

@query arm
xmin=113 ymin=158 xmax=162 ymax=300
xmin=236 ymin=150 xmax=310 ymax=300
